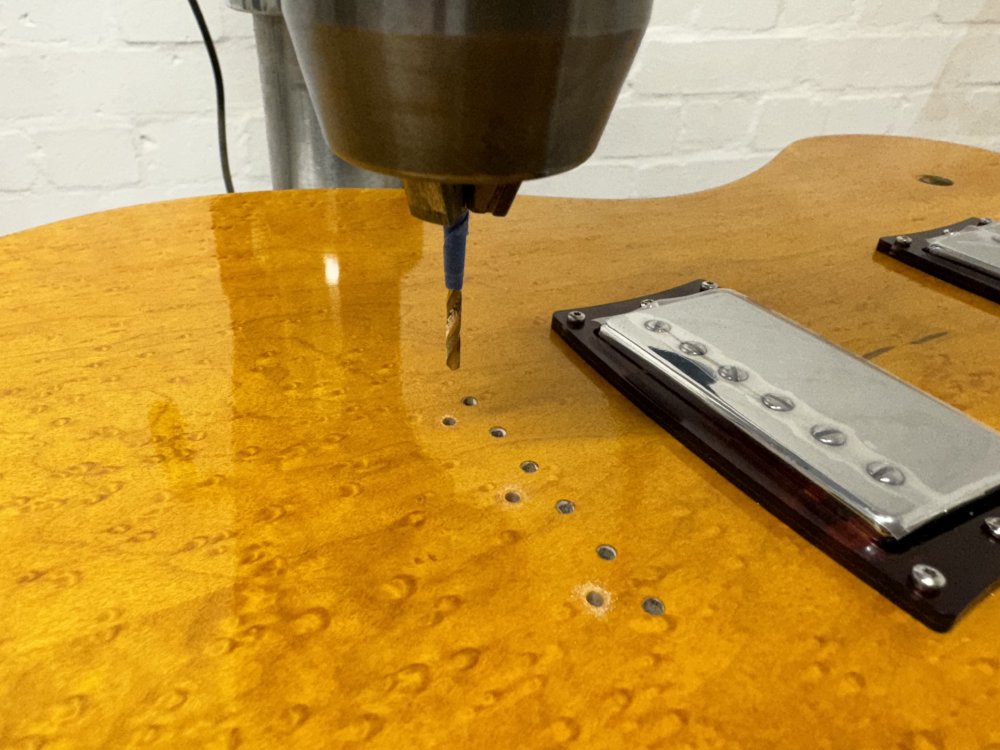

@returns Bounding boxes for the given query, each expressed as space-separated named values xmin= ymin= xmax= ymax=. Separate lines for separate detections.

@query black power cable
xmin=187 ymin=0 xmax=235 ymax=193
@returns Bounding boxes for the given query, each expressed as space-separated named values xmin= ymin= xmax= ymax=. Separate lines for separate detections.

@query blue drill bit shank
xmin=443 ymin=210 xmax=470 ymax=291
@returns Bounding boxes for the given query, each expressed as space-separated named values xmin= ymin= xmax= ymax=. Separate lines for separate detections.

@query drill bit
xmin=443 ymin=211 xmax=470 ymax=370
xmin=446 ymin=289 xmax=462 ymax=370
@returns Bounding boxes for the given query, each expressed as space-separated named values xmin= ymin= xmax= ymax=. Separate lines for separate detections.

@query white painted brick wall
xmin=0 ymin=0 xmax=999 ymax=235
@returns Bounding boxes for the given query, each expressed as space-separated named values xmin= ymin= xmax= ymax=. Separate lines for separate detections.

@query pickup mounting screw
xmin=700 ymin=280 xmax=719 ymax=291
xmin=984 ymin=516 xmax=1000 ymax=539
xmin=979 ymin=218 xmax=994 ymax=225
xmin=910 ymin=563 xmax=947 ymax=594
xmin=567 ymin=310 xmax=586 ymax=328
xmin=894 ymin=235 xmax=912 ymax=248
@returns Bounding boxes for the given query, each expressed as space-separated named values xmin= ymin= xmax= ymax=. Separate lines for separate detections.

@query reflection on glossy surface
xmin=3 ymin=138 xmax=1000 ymax=747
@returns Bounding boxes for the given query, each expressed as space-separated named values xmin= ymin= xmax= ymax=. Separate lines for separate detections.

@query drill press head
xmin=282 ymin=0 xmax=653 ymax=224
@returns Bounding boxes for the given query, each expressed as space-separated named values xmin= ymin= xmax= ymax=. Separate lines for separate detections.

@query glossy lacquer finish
xmin=4 ymin=136 xmax=1000 ymax=749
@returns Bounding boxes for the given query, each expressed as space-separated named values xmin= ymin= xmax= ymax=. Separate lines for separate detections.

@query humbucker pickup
xmin=553 ymin=281 xmax=1000 ymax=631
xmin=878 ymin=217 xmax=1000 ymax=303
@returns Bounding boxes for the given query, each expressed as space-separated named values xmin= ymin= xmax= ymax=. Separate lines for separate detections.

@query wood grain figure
xmin=2 ymin=136 xmax=1000 ymax=749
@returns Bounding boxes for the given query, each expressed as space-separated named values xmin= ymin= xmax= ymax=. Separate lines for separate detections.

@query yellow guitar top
xmin=3 ymin=136 xmax=1000 ymax=749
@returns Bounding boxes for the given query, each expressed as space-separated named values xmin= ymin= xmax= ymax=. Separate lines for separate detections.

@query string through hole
xmin=585 ymin=590 xmax=605 ymax=607
xmin=642 ymin=597 xmax=665 ymax=616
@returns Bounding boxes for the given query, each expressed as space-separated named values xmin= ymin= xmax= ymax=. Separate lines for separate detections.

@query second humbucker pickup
xmin=878 ymin=217 xmax=1000 ymax=303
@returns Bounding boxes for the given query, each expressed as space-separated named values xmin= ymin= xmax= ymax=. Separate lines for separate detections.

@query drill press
xmin=280 ymin=0 xmax=653 ymax=366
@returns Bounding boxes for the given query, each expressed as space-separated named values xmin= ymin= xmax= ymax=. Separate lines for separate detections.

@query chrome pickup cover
xmin=597 ymin=289 xmax=1000 ymax=540
xmin=926 ymin=222 xmax=1000 ymax=280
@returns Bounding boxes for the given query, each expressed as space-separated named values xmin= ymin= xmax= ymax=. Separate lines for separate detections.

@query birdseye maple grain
xmin=2 ymin=136 xmax=1000 ymax=748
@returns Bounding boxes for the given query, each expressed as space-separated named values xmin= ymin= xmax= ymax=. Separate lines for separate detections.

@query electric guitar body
xmin=3 ymin=136 xmax=1000 ymax=748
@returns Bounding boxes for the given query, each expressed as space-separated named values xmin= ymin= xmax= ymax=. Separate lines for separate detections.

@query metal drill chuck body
xmin=281 ymin=0 xmax=652 ymax=223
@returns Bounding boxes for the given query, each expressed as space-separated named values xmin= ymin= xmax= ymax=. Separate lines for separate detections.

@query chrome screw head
xmin=984 ymin=516 xmax=1000 ymax=539
xmin=567 ymin=310 xmax=586 ymax=328
xmin=700 ymin=280 xmax=719 ymax=291
xmin=928 ymin=243 xmax=945 ymax=253
xmin=910 ymin=563 xmax=947 ymax=594
xmin=979 ymin=217 xmax=994 ymax=225
xmin=894 ymin=235 xmax=912 ymax=248
xmin=640 ymin=298 xmax=656 ymax=309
